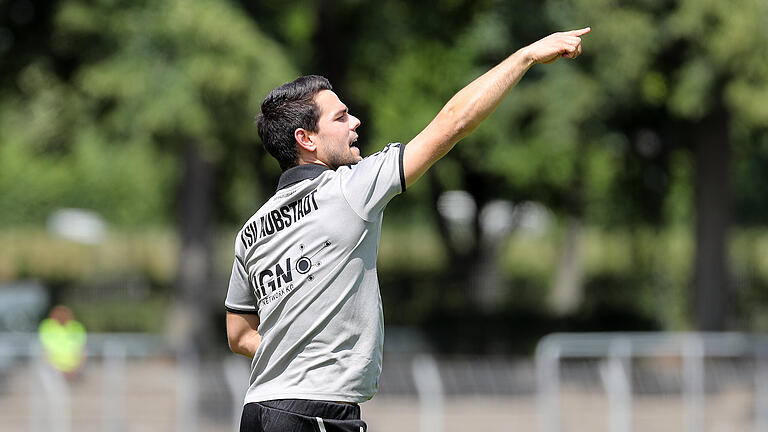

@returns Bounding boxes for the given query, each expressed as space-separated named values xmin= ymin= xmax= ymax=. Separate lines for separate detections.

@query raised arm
xmin=402 ymin=27 xmax=590 ymax=188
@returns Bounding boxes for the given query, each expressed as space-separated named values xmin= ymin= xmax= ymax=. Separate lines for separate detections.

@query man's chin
xmin=350 ymin=146 xmax=362 ymax=161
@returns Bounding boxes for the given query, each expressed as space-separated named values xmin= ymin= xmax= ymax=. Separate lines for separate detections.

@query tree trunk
xmin=170 ymin=142 xmax=215 ymax=350
xmin=692 ymin=107 xmax=730 ymax=331
xmin=550 ymin=145 xmax=586 ymax=315
xmin=313 ymin=0 xmax=346 ymax=87
xmin=472 ymin=226 xmax=508 ymax=313
xmin=550 ymin=217 xmax=584 ymax=315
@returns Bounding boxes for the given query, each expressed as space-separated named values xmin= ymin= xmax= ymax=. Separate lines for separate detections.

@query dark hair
xmin=256 ymin=75 xmax=333 ymax=171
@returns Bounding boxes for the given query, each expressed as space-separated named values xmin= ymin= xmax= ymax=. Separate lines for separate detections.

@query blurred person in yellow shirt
xmin=38 ymin=305 xmax=87 ymax=379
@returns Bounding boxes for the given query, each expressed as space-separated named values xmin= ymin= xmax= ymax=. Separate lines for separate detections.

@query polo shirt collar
xmin=277 ymin=164 xmax=330 ymax=191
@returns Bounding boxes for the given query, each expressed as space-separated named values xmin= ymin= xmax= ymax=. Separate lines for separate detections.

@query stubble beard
xmin=325 ymin=139 xmax=362 ymax=170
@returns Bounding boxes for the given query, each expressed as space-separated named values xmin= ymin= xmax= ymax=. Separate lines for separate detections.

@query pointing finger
xmin=567 ymin=27 xmax=591 ymax=37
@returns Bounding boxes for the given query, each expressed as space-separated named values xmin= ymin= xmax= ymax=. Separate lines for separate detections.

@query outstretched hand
xmin=402 ymin=26 xmax=591 ymax=188
xmin=524 ymin=27 xmax=591 ymax=64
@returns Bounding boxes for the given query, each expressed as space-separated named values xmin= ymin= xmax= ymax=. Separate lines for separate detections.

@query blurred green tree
xmin=3 ymin=0 xmax=768 ymax=345
xmin=0 ymin=0 xmax=174 ymax=227
xmin=553 ymin=0 xmax=768 ymax=330
xmin=663 ymin=0 xmax=768 ymax=330
xmin=294 ymin=0 xmax=768 ymax=331
xmin=48 ymin=0 xmax=294 ymax=345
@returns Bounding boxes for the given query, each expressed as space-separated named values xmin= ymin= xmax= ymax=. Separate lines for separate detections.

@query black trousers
xmin=240 ymin=399 xmax=367 ymax=432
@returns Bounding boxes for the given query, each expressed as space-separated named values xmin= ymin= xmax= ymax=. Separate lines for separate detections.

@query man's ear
xmin=295 ymin=128 xmax=316 ymax=152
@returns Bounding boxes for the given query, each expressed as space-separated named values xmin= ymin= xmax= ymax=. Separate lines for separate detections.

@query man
xmin=39 ymin=305 xmax=87 ymax=379
xmin=226 ymin=27 xmax=590 ymax=431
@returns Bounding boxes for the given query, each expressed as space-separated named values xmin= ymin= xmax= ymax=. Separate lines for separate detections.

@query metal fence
xmin=0 ymin=332 xmax=214 ymax=432
xmin=536 ymin=332 xmax=768 ymax=432
xmin=0 ymin=331 xmax=530 ymax=432
xmin=2 ymin=332 xmax=767 ymax=431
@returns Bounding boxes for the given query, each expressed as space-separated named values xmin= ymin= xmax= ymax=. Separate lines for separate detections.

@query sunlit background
xmin=2 ymin=0 xmax=768 ymax=430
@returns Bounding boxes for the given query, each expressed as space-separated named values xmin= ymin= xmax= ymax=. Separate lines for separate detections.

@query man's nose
xmin=350 ymin=114 xmax=361 ymax=130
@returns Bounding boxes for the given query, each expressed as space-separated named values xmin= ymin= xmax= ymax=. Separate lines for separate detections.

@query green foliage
xmin=502 ymin=226 xmax=693 ymax=329
xmin=363 ymin=0 xmax=768 ymax=226
xmin=3 ymin=0 xmax=768 ymax=336
xmin=0 ymin=0 xmax=297 ymax=228
xmin=55 ymin=0 xmax=292 ymax=151
xmin=666 ymin=0 xmax=768 ymax=124
xmin=0 ymin=229 xmax=177 ymax=283
xmin=71 ymin=295 xmax=168 ymax=333
xmin=3 ymin=220 xmax=768 ymax=334
xmin=0 ymin=63 xmax=173 ymax=226
xmin=5 ymin=0 xmax=767 ymax=229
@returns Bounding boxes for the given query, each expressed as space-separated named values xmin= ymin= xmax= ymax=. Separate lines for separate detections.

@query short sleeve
xmin=225 ymin=254 xmax=258 ymax=315
xmin=339 ymin=142 xmax=405 ymax=221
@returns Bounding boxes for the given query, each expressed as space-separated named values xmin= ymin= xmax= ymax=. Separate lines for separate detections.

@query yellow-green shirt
xmin=38 ymin=318 xmax=86 ymax=372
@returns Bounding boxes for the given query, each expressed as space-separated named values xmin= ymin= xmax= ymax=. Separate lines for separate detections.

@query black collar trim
xmin=277 ymin=164 xmax=330 ymax=191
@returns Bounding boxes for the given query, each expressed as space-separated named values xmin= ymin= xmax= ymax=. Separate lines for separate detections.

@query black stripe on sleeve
xmin=398 ymin=143 xmax=406 ymax=193
xmin=225 ymin=305 xmax=259 ymax=315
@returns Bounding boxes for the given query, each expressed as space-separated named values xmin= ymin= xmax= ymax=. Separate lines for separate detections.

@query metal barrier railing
xmin=7 ymin=331 xmax=764 ymax=431
xmin=0 ymin=332 xmax=176 ymax=432
xmin=0 ymin=332 xmax=450 ymax=432
xmin=535 ymin=332 xmax=768 ymax=432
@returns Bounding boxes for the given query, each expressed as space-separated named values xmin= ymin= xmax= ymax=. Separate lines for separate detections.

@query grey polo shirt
xmin=225 ymin=142 xmax=405 ymax=404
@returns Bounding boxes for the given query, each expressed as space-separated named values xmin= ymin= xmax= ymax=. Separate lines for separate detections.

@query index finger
xmin=567 ymin=27 xmax=591 ymax=37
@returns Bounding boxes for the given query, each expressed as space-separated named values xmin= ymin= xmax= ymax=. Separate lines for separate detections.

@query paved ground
xmin=0 ymin=358 xmax=760 ymax=431
xmin=365 ymin=392 xmax=756 ymax=432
